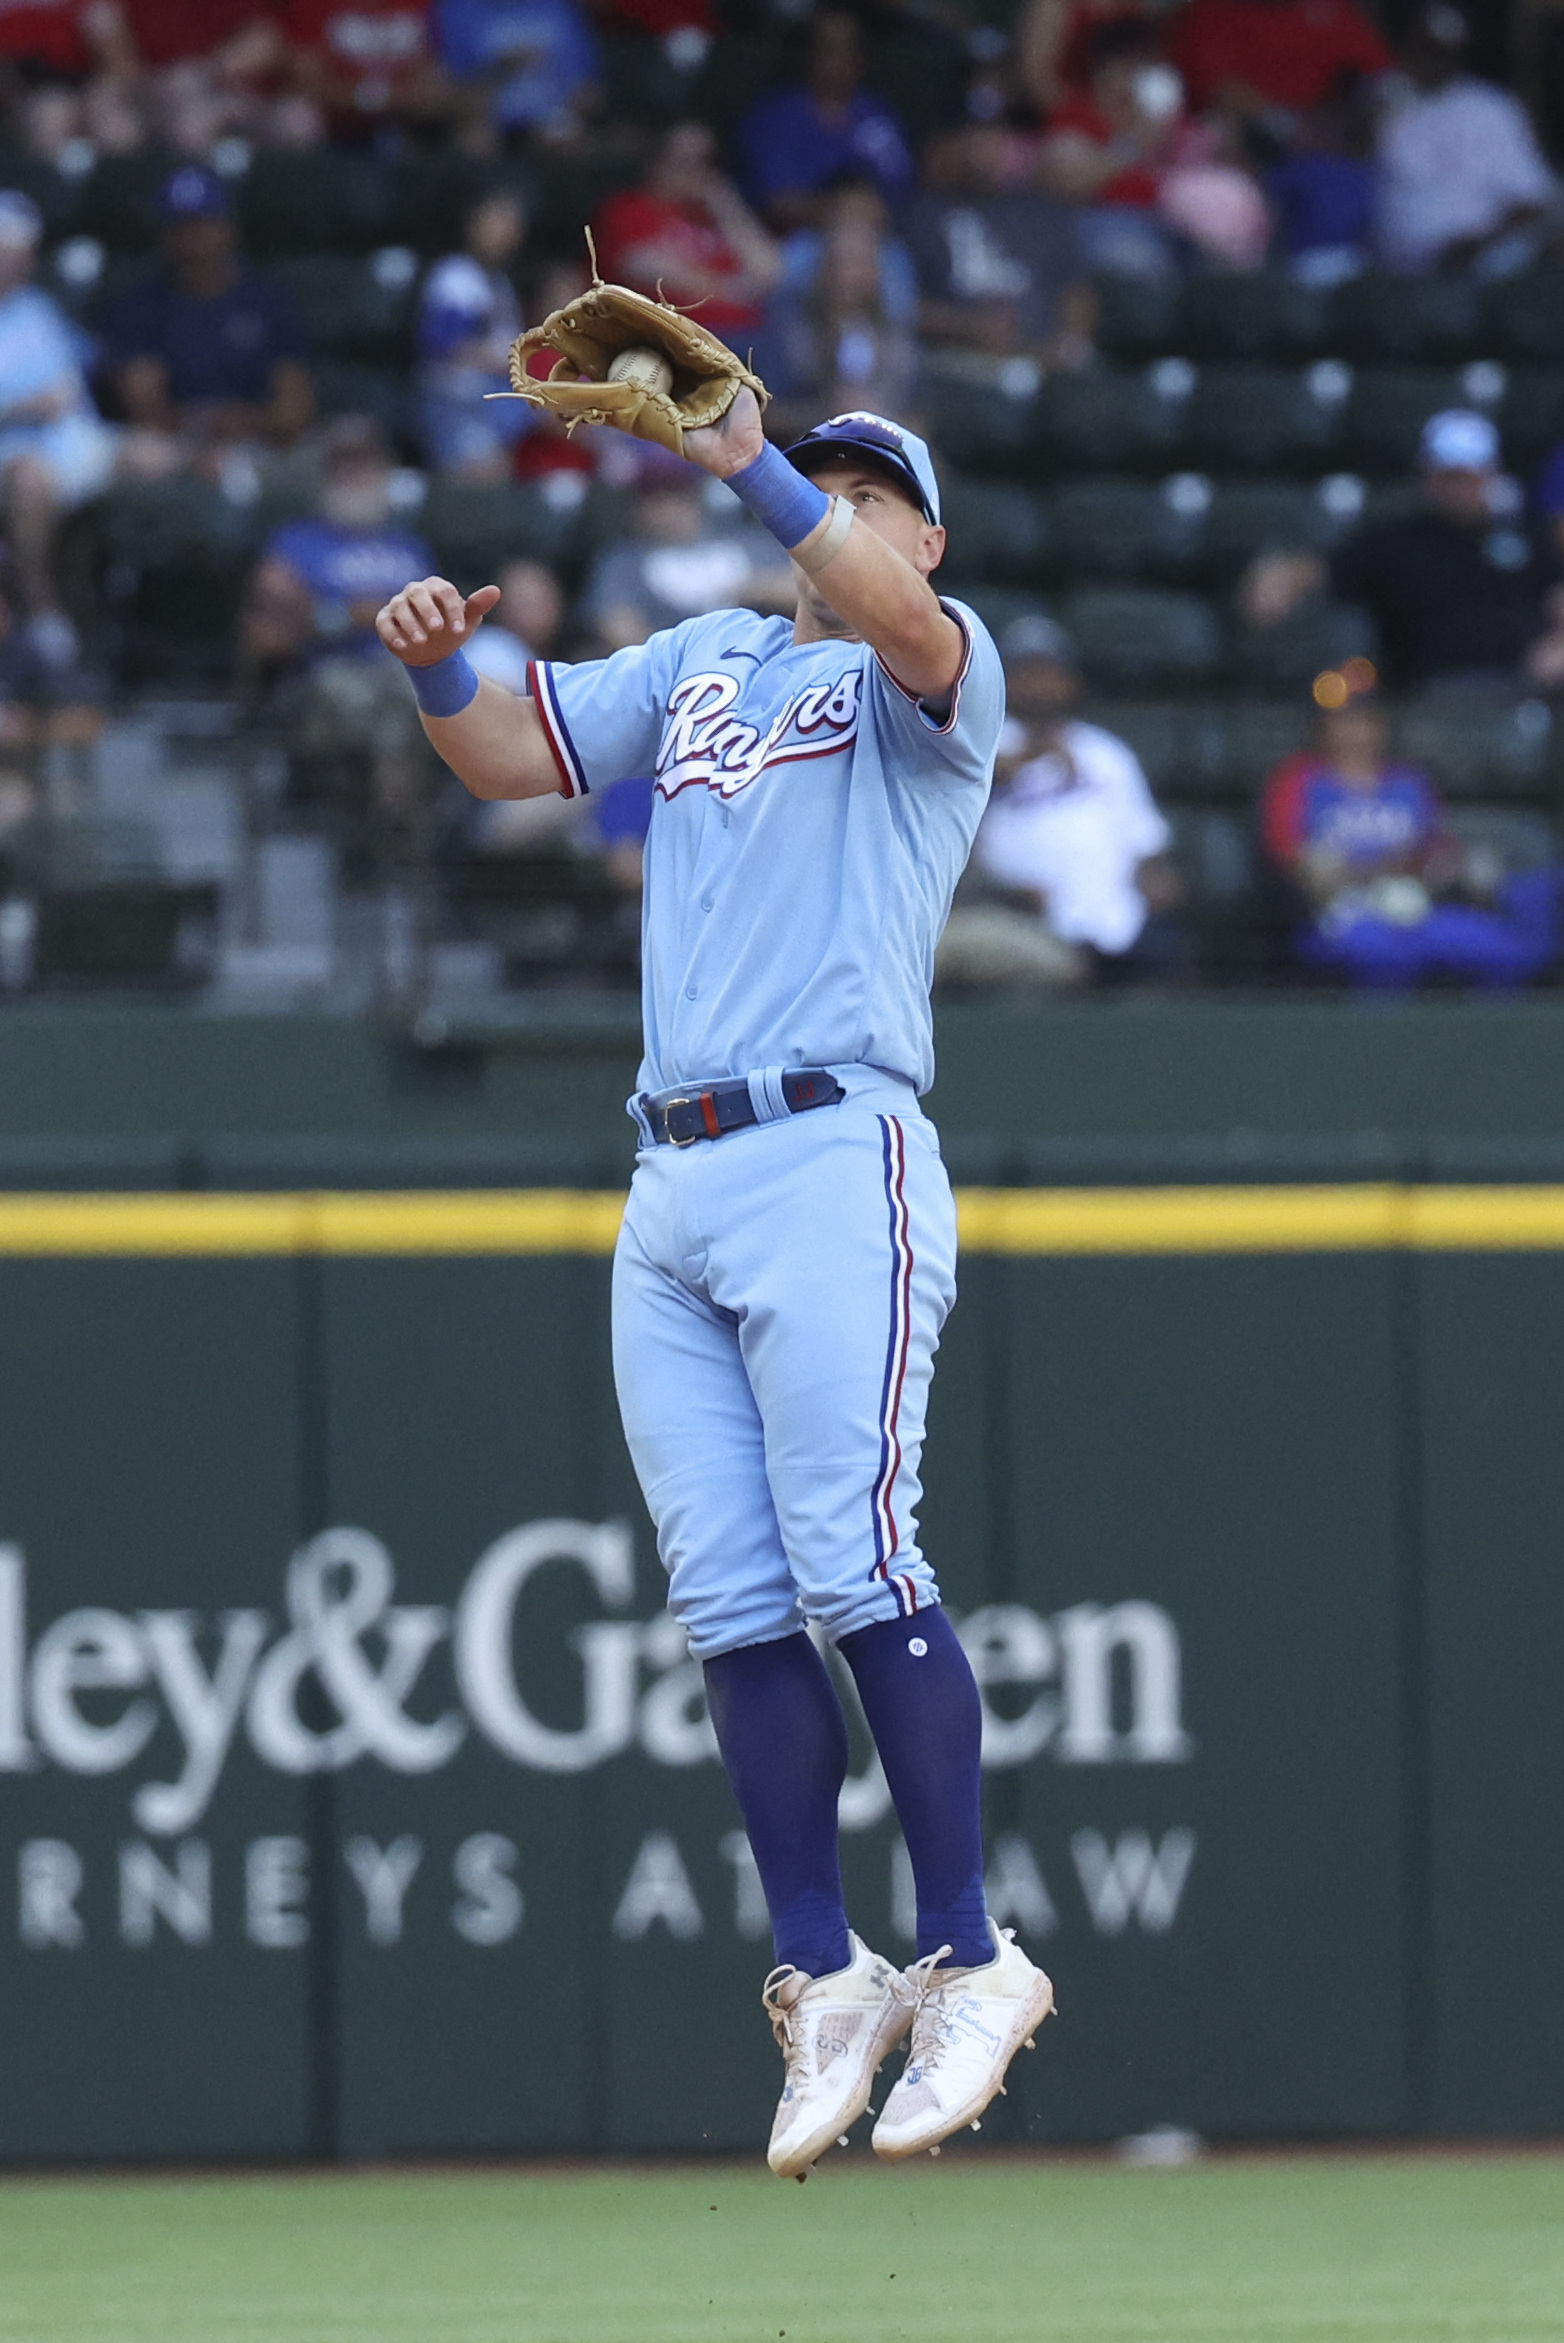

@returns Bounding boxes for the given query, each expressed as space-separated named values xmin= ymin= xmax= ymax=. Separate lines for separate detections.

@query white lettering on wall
xmin=246 ymin=1835 xmax=310 ymax=1949
xmin=1071 ymin=1827 xmax=1197 ymax=1933
xmin=120 ymin=1838 xmax=212 ymax=1947
xmin=0 ymin=1539 xmax=1192 ymax=1832
xmin=455 ymin=1520 xmax=638 ymax=1771
xmin=345 ymin=1835 xmax=424 ymax=1945
xmin=985 ymin=1833 xmax=1058 ymax=1938
xmin=32 ymin=1609 xmax=157 ymax=1775
xmin=135 ymin=1610 xmax=269 ymax=1835
xmin=248 ymin=1531 xmax=462 ymax=1775
xmin=0 ymin=1547 xmax=32 ymax=1770
xmin=960 ymin=1605 xmax=1061 ymax=1765
xmin=19 ymin=1838 xmax=84 ymax=1948
xmin=1056 ymin=1603 xmax=1193 ymax=1763
xmin=452 ymin=1833 xmax=524 ymax=1946
xmin=611 ymin=1832 xmax=703 ymax=1940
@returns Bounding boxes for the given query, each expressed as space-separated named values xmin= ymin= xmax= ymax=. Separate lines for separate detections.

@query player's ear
xmin=919 ymin=524 xmax=947 ymax=577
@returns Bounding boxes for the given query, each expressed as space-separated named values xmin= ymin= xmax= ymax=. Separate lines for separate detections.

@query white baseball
xmin=607 ymin=345 xmax=675 ymax=395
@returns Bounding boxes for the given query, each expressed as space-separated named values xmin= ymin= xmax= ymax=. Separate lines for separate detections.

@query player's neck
xmin=792 ymin=594 xmax=862 ymax=649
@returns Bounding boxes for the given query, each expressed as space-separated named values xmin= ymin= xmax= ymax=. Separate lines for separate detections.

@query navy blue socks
xmin=705 ymin=1609 xmax=992 ymax=1979
xmin=703 ymin=1631 xmax=852 ymax=1980
xmin=840 ymin=1608 xmax=992 ymax=1970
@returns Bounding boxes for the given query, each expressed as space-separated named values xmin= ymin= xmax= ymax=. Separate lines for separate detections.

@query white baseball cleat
xmin=871 ymin=1923 xmax=1054 ymax=2162
xmin=763 ymin=1933 xmax=911 ymax=2180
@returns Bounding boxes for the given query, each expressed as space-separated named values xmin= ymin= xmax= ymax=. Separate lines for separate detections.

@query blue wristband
xmin=408 ymin=648 xmax=479 ymax=719
xmin=727 ymin=441 xmax=832 ymax=553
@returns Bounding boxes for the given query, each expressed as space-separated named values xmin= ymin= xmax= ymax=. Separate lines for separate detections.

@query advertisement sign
xmin=0 ymin=1246 xmax=1413 ymax=2159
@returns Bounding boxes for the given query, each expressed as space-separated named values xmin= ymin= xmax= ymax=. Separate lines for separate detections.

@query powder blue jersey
xmin=530 ymin=600 xmax=1003 ymax=1097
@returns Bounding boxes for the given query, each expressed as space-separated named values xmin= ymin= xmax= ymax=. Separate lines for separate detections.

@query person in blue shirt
xmin=100 ymin=165 xmax=313 ymax=459
xmin=1266 ymin=74 xmax=1377 ymax=286
xmin=1263 ymin=673 xmax=1559 ymax=989
xmin=0 ymin=188 xmax=115 ymax=646
xmin=416 ymin=186 xmax=531 ymax=478
xmin=241 ymin=414 xmax=435 ymax=879
xmin=739 ymin=10 xmax=914 ymax=234
xmin=434 ymin=0 xmax=600 ymax=138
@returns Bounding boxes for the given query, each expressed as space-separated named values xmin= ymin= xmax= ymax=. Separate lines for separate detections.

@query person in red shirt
xmin=1037 ymin=20 xmax=1174 ymax=212
xmin=120 ymin=0 xmax=281 ymax=71
xmin=0 ymin=0 xmax=130 ymax=81
xmin=1016 ymin=0 xmax=1156 ymax=112
xmin=119 ymin=3 xmax=288 ymax=152
xmin=592 ymin=120 xmax=780 ymax=339
xmin=1168 ymin=0 xmax=1389 ymax=121
xmin=285 ymin=0 xmax=454 ymax=134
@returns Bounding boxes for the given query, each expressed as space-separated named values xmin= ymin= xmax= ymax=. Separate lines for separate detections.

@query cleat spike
xmin=998 ymin=2087 xmax=1007 ymax=2098
xmin=970 ymin=2120 xmax=981 ymax=2133
xmin=1024 ymin=2037 xmax=1036 ymax=2050
xmin=838 ymin=2136 xmax=850 ymax=2148
xmin=928 ymin=2144 xmax=941 ymax=2157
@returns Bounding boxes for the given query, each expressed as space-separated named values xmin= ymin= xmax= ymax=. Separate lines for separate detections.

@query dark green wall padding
xmin=0 ymin=1188 xmax=1560 ymax=2161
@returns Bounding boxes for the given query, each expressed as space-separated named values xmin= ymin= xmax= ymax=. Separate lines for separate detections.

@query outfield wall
xmin=1 ymin=1185 xmax=1561 ymax=2162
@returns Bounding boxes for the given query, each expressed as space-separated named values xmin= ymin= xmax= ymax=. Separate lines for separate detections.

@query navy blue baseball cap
xmin=783 ymin=411 xmax=941 ymax=525
xmin=158 ymin=164 xmax=230 ymax=222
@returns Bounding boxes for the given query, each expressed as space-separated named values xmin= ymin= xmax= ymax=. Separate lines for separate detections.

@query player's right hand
xmin=376 ymin=576 xmax=500 ymax=667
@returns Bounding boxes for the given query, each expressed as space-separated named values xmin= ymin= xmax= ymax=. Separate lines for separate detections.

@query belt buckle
xmin=660 ymin=1094 xmax=700 ymax=1148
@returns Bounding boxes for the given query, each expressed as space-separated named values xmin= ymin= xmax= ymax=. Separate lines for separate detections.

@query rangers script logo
xmin=655 ymin=668 xmax=862 ymax=801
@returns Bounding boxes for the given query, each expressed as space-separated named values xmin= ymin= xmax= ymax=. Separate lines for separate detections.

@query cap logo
xmin=824 ymin=413 xmax=906 ymax=451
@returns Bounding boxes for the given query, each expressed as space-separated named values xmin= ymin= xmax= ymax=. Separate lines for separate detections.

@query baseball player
xmin=376 ymin=389 xmax=1054 ymax=2176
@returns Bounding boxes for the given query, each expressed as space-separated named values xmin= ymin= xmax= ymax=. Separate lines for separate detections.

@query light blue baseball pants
xmin=611 ymin=1076 xmax=958 ymax=1659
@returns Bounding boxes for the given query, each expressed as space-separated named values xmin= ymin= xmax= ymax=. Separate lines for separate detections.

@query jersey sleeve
xmin=866 ymin=598 xmax=1005 ymax=790
xmin=528 ymin=631 xmax=682 ymax=801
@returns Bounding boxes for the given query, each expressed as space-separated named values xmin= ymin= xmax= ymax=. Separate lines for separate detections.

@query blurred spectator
xmin=434 ymin=0 xmax=600 ymax=142
xmin=903 ymin=123 xmax=1093 ymax=372
xmin=13 ymin=72 xmax=142 ymax=173
xmin=592 ymin=121 xmax=780 ymax=338
xmin=758 ymin=180 xmax=918 ymax=437
xmin=1035 ymin=21 xmax=1186 ymax=277
xmin=1167 ymin=0 xmax=1389 ymax=124
xmin=1263 ymin=677 xmax=1560 ymax=990
xmin=590 ymin=771 xmax=652 ymax=895
xmin=938 ymin=615 xmax=1183 ymax=988
xmin=239 ymin=415 xmax=434 ymax=874
xmin=1377 ymin=5 xmax=1559 ymax=275
xmin=459 ymin=559 xmax=573 ymax=852
xmin=1265 ymin=71 xmax=1376 ymax=284
xmin=738 ymin=11 xmax=915 ymax=236
xmin=1244 ymin=412 xmax=1564 ymax=694
xmin=0 ymin=0 xmax=135 ymax=83
xmin=284 ymin=0 xmax=455 ymax=137
xmin=0 ymin=574 xmax=103 ymax=751
xmin=580 ymin=461 xmax=791 ymax=649
xmin=120 ymin=2 xmax=289 ymax=152
xmin=100 ymin=166 xmax=313 ymax=465
xmin=1015 ymin=0 xmax=1158 ymax=113
xmin=463 ymin=554 xmax=562 ymax=691
xmin=417 ymin=186 xmax=528 ymax=479
xmin=0 ymin=192 xmax=115 ymax=642
xmin=1038 ymin=21 xmax=1272 ymax=274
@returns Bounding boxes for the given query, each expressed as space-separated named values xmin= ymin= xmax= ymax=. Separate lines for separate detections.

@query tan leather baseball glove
xmin=494 ymin=253 xmax=769 ymax=459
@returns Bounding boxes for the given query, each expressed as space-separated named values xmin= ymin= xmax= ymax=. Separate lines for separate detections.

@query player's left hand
xmin=683 ymin=386 xmax=766 ymax=481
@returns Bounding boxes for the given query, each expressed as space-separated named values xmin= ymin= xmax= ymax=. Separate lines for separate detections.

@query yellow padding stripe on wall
xmin=1 ymin=1184 xmax=1564 ymax=1255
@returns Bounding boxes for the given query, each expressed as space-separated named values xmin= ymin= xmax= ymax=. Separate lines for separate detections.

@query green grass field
xmin=2 ymin=2152 xmax=1562 ymax=2343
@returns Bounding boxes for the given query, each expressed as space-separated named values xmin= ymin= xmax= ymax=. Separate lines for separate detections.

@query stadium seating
xmin=1060 ymin=587 xmax=1225 ymax=688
